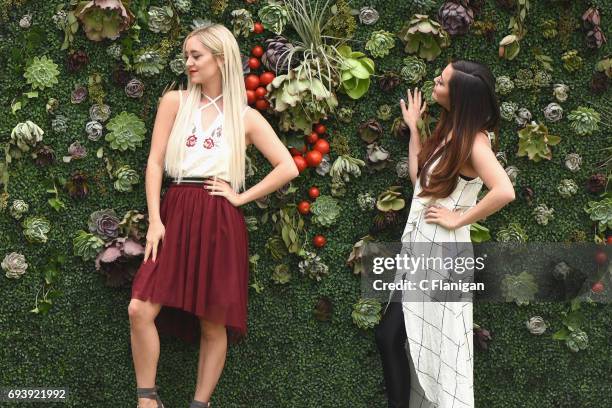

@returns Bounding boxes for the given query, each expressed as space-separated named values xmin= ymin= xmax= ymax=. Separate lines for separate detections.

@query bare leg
xmin=128 ymin=298 xmax=163 ymax=408
xmin=193 ymin=319 xmax=228 ymax=403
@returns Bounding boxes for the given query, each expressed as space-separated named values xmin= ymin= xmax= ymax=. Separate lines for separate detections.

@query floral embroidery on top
xmin=185 ymin=125 xmax=197 ymax=147
xmin=203 ymin=125 xmax=223 ymax=150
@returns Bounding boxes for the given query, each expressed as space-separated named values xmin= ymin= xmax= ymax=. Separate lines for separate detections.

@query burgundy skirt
xmin=131 ymin=177 xmax=249 ymax=345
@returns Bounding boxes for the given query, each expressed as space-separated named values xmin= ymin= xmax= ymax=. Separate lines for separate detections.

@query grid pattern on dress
xmin=383 ymin=132 xmax=492 ymax=408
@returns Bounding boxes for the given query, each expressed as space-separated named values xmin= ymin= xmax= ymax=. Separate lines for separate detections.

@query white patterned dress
xmin=383 ymin=133 xmax=492 ymax=408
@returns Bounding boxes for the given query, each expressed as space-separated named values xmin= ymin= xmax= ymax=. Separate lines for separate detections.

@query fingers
xmin=143 ymin=243 xmax=150 ymax=263
xmin=420 ymin=101 xmax=427 ymax=114
xmin=152 ymin=241 xmax=158 ymax=262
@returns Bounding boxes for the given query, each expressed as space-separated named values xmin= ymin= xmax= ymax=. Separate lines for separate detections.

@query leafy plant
xmin=517 ymin=122 xmax=561 ymax=162
xmin=337 ymin=45 xmax=375 ymax=99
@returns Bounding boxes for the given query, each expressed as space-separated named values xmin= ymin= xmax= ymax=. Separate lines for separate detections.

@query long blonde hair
xmin=164 ymin=24 xmax=247 ymax=193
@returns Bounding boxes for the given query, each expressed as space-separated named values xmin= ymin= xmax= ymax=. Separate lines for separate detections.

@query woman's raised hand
xmin=400 ymin=87 xmax=427 ymax=130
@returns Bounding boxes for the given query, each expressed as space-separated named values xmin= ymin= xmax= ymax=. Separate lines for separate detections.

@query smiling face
xmin=432 ymin=63 xmax=454 ymax=111
xmin=184 ymin=36 xmax=222 ymax=85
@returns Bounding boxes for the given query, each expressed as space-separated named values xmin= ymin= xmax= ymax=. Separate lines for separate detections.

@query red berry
xmin=255 ymin=98 xmax=269 ymax=111
xmin=251 ymin=45 xmax=264 ymax=58
xmin=592 ymin=281 xmax=604 ymax=293
xmin=253 ymin=22 xmax=264 ymax=34
xmin=259 ymin=71 xmax=275 ymax=86
xmin=289 ymin=147 xmax=301 ymax=156
xmin=246 ymin=89 xmax=256 ymax=105
xmin=607 ymin=236 xmax=612 ymax=245
xmin=313 ymin=235 xmax=327 ymax=248
xmin=245 ymin=74 xmax=260 ymax=90
xmin=308 ymin=186 xmax=320 ymax=199
xmin=305 ymin=150 xmax=323 ymax=167
xmin=297 ymin=201 xmax=311 ymax=215
xmin=293 ymin=155 xmax=308 ymax=173
xmin=595 ymin=250 xmax=608 ymax=265
xmin=255 ymin=86 xmax=267 ymax=98
xmin=248 ymin=57 xmax=261 ymax=70
xmin=306 ymin=131 xmax=319 ymax=144
xmin=313 ymin=139 xmax=330 ymax=155
xmin=313 ymin=123 xmax=327 ymax=135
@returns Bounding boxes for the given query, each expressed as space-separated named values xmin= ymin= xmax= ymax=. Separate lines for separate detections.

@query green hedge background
xmin=0 ymin=0 xmax=610 ymax=407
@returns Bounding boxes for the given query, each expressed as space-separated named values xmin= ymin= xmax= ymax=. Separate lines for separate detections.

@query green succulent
xmin=357 ymin=192 xmax=376 ymax=211
xmin=337 ymin=106 xmax=354 ymax=123
xmin=10 ymin=120 xmax=44 ymax=155
xmin=73 ymin=230 xmax=105 ymax=261
xmin=567 ymin=107 xmax=600 ymax=136
xmin=244 ymin=216 xmax=258 ymax=232
xmin=561 ymin=50 xmax=583 ymax=73
xmin=9 ymin=199 xmax=29 ymax=220
xmin=533 ymin=70 xmax=551 ymax=88
xmin=133 ymin=48 xmax=165 ymax=77
xmin=496 ymin=222 xmax=528 ymax=243
xmin=540 ymin=19 xmax=557 ymax=39
xmin=147 ymin=5 xmax=173 ymax=33
xmin=329 ymin=155 xmax=366 ymax=183
xmin=267 ymin=67 xmax=338 ymax=134
xmin=271 ymin=264 xmax=291 ymax=284
xmin=584 ymin=197 xmax=612 ymax=233
xmin=557 ymin=179 xmax=578 ymax=198
xmin=74 ymin=0 xmax=134 ymax=41
xmin=514 ymin=68 xmax=534 ymax=90
xmin=258 ymin=1 xmax=289 ymax=35
xmin=500 ymin=101 xmax=518 ymax=121
xmin=533 ymin=203 xmax=554 ymax=226
xmin=376 ymin=104 xmax=393 ymax=121
xmin=400 ymin=56 xmax=427 ymax=84
xmin=517 ymin=122 xmax=561 ymax=162
xmin=566 ymin=329 xmax=589 ymax=352
xmin=399 ymin=14 xmax=450 ymax=61
xmin=376 ymin=186 xmax=405 ymax=212
xmin=230 ymin=9 xmax=254 ymax=38
xmin=595 ymin=56 xmax=612 ymax=78
xmin=105 ymin=111 xmax=146 ymax=151
xmin=365 ymin=30 xmax=396 ymax=59
xmin=495 ymin=75 xmax=514 ymax=95
xmin=173 ymin=0 xmax=191 ymax=13
xmin=23 ymin=56 xmax=60 ymax=90
xmin=51 ymin=115 xmax=68 ymax=133
xmin=21 ymin=215 xmax=51 ymax=244
xmin=311 ymin=195 xmax=342 ymax=227
xmin=211 ymin=0 xmax=228 ymax=15
xmin=351 ymin=298 xmax=381 ymax=329
xmin=470 ymin=222 xmax=491 ymax=243
xmin=298 ymin=250 xmax=329 ymax=281
xmin=338 ymin=45 xmax=375 ymax=100
xmin=501 ymin=271 xmax=538 ymax=306
xmin=421 ymin=80 xmax=435 ymax=105
xmin=113 ymin=165 xmax=140 ymax=192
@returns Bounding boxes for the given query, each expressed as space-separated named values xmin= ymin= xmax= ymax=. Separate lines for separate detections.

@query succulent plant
xmin=22 ymin=215 xmax=51 ymax=244
xmin=74 ymin=0 xmax=135 ymax=41
xmin=500 ymin=101 xmax=518 ymax=121
xmin=10 ymin=120 xmax=44 ymax=156
xmin=396 ymin=156 xmax=410 ymax=179
xmin=557 ymin=179 xmax=578 ymax=198
xmin=262 ymin=35 xmax=295 ymax=74
xmin=513 ymin=68 xmax=534 ymax=90
xmin=132 ymin=48 xmax=165 ymax=77
xmin=533 ymin=203 xmax=554 ymax=226
xmin=230 ymin=8 xmax=254 ymax=38
xmin=526 ymin=316 xmax=547 ymax=335
xmin=400 ymin=56 xmax=427 ymax=84
xmin=358 ymin=6 xmax=379 ymax=25
xmin=586 ymin=173 xmax=606 ymax=194
xmin=330 ymin=155 xmax=366 ymax=184
xmin=595 ymin=56 xmax=612 ymax=78
xmin=71 ymin=85 xmax=88 ymax=104
xmin=365 ymin=30 xmax=396 ymax=58
xmin=540 ymin=19 xmax=558 ymax=39
xmin=376 ymin=186 xmax=406 ymax=212
xmin=376 ymin=104 xmax=393 ymax=121
xmin=496 ymin=222 xmax=528 ymax=243
xmin=346 ymin=235 xmax=375 ymax=275
xmin=357 ymin=192 xmax=376 ymax=211
xmin=533 ymin=70 xmax=551 ymax=88
xmin=561 ymin=50 xmax=583 ymax=73
xmin=113 ymin=165 xmax=140 ymax=192
xmin=258 ymin=1 xmax=289 ymax=35
xmin=543 ymin=103 xmax=563 ymax=122
xmin=88 ymin=209 xmax=121 ymax=240
xmin=495 ymin=75 xmax=514 ymax=95
xmin=398 ymin=14 xmax=450 ymax=61
xmin=584 ymin=197 xmax=612 ymax=233
xmin=586 ymin=26 xmax=607 ymax=49
xmin=336 ymin=106 xmax=354 ymax=123
xmin=105 ymin=111 xmax=146 ymax=151
xmin=352 ymin=298 xmax=381 ymax=329
xmin=271 ymin=264 xmax=291 ymax=284
xmin=173 ymin=0 xmax=191 ymax=13
xmin=67 ymin=49 xmax=89 ymax=73
xmin=9 ymin=199 xmax=29 ymax=220
xmin=498 ymin=34 xmax=520 ymax=60
xmin=51 ymin=114 xmax=68 ymax=133
xmin=358 ymin=119 xmax=383 ymax=144
xmin=379 ymin=71 xmax=402 ymax=92
xmin=501 ymin=271 xmax=538 ymax=305
xmin=566 ymin=329 xmax=589 ymax=352
xmin=421 ymin=80 xmax=436 ymax=105
xmin=147 ymin=5 xmax=173 ymax=33
xmin=24 ymin=56 xmax=60 ymax=90
xmin=338 ymin=45 xmax=375 ymax=100
xmin=298 ymin=250 xmax=329 ymax=281
xmin=505 ymin=165 xmax=519 ymax=186
xmin=125 ymin=78 xmax=144 ymax=98
xmin=310 ymin=195 xmax=341 ymax=227
xmin=1 ymin=252 xmax=29 ymax=279
xmin=517 ymin=122 xmax=560 ymax=162
xmin=515 ymin=108 xmax=532 ymax=127
xmin=437 ymin=1 xmax=474 ymax=36
xmin=73 ymin=230 xmax=105 ymax=261
xmin=169 ymin=54 xmax=187 ymax=75
xmin=564 ymin=153 xmax=582 ymax=173
xmin=552 ymin=83 xmax=569 ymax=102
xmin=366 ymin=143 xmax=391 ymax=171
xmin=568 ymin=107 xmax=600 ymax=136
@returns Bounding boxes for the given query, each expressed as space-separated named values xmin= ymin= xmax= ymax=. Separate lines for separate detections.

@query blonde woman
xmin=128 ymin=24 xmax=299 ymax=408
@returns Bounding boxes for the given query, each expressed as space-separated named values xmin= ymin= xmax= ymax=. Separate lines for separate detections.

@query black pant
xmin=375 ymin=294 xmax=411 ymax=408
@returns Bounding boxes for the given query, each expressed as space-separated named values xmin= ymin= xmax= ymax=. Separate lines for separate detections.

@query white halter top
xmin=178 ymin=89 xmax=248 ymax=182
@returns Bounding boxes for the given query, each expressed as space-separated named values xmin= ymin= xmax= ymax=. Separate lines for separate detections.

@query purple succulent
xmin=474 ymin=324 xmax=492 ymax=350
xmin=71 ymin=85 xmax=88 ymax=104
xmin=438 ymin=1 xmax=475 ymax=36
xmin=88 ymin=209 xmax=121 ymax=240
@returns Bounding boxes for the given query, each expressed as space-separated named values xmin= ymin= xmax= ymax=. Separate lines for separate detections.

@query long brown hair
xmin=417 ymin=60 xmax=500 ymax=199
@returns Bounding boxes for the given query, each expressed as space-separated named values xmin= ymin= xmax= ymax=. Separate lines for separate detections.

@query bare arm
xmin=455 ymin=132 xmax=515 ymax=228
xmin=408 ymin=125 xmax=422 ymax=187
xmin=145 ymin=90 xmax=181 ymax=223
xmin=238 ymin=108 xmax=300 ymax=206
xmin=400 ymin=87 xmax=426 ymax=187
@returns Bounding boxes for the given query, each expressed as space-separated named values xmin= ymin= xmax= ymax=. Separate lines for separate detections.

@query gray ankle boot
xmin=190 ymin=400 xmax=211 ymax=408
xmin=136 ymin=385 xmax=164 ymax=408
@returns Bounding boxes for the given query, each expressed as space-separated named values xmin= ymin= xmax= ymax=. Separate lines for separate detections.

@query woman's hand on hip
xmin=204 ymin=177 xmax=244 ymax=207
xmin=400 ymin=87 xmax=427 ymax=130
xmin=143 ymin=220 xmax=165 ymax=263
xmin=424 ymin=204 xmax=463 ymax=230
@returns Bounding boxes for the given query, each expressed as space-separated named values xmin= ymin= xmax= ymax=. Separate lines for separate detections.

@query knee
xmin=200 ymin=320 xmax=227 ymax=342
xmin=128 ymin=299 xmax=153 ymax=325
